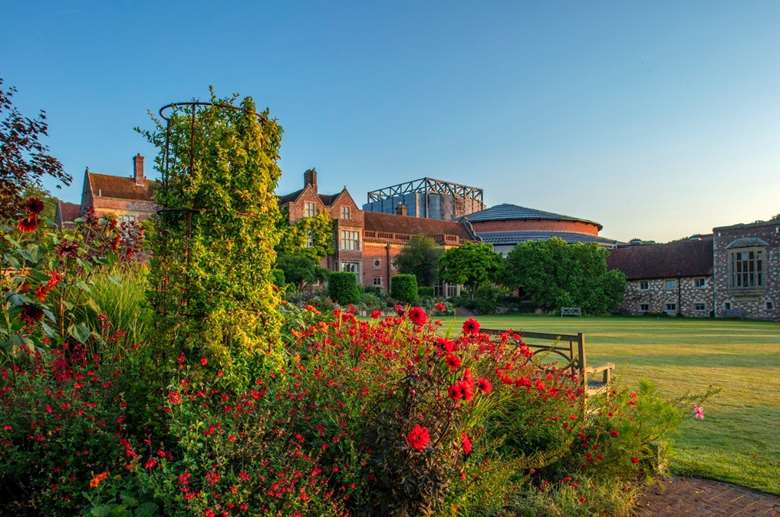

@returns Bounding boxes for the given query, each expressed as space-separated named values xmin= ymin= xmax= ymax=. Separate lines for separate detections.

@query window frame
xmin=694 ymin=278 xmax=707 ymax=289
xmin=728 ymin=247 xmax=765 ymax=289
xmin=304 ymin=201 xmax=317 ymax=218
xmin=341 ymin=206 xmax=351 ymax=220
xmin=639 ymin=280 xmax=650 ymax=291
xmin=694 ymin=303 xmax=706 ymax=312
xmin=665 ymin=279 xmax=678 ymax=290
xmin=339 ymin=229 xmax=361 ymax=251
xmin=639 ymin=303 xmax=649 ymax=313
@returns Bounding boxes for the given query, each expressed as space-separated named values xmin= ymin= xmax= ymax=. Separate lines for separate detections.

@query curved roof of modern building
xmin=464 ymin=203 xmax=603 ymax=230
xmin=479 ymin=230 xmax=619 ymax=247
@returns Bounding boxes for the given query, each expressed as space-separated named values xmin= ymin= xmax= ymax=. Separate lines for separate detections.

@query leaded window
xmin=729 ymin=248 xmax=764 ymax=289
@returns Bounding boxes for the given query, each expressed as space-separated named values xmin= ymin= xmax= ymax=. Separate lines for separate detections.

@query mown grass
xmin=438 ymin=315 xmax=780 ymax=494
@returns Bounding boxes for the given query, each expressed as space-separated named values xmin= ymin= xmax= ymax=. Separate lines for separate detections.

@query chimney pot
xmin=133 ymin=154 xmax=145 ymax=185
xmin=304 ymin=168 xmax=318 ymax=192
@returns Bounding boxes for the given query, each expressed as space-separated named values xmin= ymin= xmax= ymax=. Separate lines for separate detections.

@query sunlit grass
xmin=438 ymin=315 xmax=780 ymax=494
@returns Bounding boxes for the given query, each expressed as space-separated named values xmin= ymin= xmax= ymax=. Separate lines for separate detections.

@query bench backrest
xmin=560 ymin=307 xmax=582 ymax=317
xmin=481 ymin=328 xmax=587 ymax=383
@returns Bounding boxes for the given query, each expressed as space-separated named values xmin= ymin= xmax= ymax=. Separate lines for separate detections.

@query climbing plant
xmin=139 ymin=91 xmax=284 ymax=374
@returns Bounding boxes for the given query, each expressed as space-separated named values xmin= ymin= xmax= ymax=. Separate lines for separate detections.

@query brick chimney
xmin=395 ymin=203 xmax=408 ymax=216
xmin=133 ymin=153 xmax=145 ymax=185
xmin=303 ymin=168 xmax=318 ymax=192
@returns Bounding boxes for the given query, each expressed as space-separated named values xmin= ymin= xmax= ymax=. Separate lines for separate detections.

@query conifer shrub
xmin=327 ymin=271 xmax=361 ymax=305
xmin=390 ymin=273 xmax=418 ymax=304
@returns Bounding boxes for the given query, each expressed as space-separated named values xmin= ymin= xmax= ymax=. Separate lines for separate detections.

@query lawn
xmin=437 ymin=315 xmax=780 ymax=495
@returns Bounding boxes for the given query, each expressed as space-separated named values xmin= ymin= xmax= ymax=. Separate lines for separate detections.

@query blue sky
xmin=3 ymin=1 xmax=779 ymax=241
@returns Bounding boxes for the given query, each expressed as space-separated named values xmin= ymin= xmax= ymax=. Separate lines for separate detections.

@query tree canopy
xmin=0 ymin=79 xmax=69 ymax=219
xmin=276 ymin=208 xmax=334 ymax=261
xmin=438 ymin=241 xmax=503 ymax=295
xmin=394 ymin=235 xmax=443 ymax=287
xmin=503 ymin=238 xmax=625 ymax=314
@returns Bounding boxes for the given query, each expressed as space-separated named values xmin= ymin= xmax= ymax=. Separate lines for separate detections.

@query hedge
xmin=328 ymin=272 xmax=362 ymax=305
xmin=391 ymin=274 xmax=418 ymax=304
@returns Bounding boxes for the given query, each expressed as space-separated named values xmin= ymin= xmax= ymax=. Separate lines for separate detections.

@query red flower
xmin=462 ymin=318 xmax=480 ymax=335
xmin=445 ymin=353 xmax=461 ymax=371
xmin=394 ymin=304 xmax=404 ymax=316
xmin=167 ymin=391 xmax=183 ymax=405
xmin=89 ymin=471 xmax=109 ymax=489
xmin=17 ymin=215 xmax=39 ymax=233
xmin=408 ymin=307 xmax=428 ymax=326
xmin=461 ymin=432 xmax=473 ymax=456
xmin=630 ymin=456 xmax=640 ymax=464
xmin=204 ymin=509 xmax=215 ymax=517
xmin=406 ymin=424 xmax=430 ymax=451
xmin=205 ymin=470 xmax=221 ymax=486
xmin=200 ymin=356 xmax=208 ymax=366
xmin=609 ymin=430 xmax=619 ymax=438
xmin=434 ymin=302 xmax=446 ymax=312
xmin=477 ymin=378 xmax=493 ymax=394
xmin=448 ymin=383 xmax=464 ymax=401
xmin=437 ymin=337 xmax=456 ymax=352
xmin=20 ymin=304 xmax=43 ymax=325
xmin=370 ymin=309 xmax=382 ymax=319
xmin=144 ymin=458 xmax=158 ymax=470
xmin=23 ymin=197 xmax=45 ymax=215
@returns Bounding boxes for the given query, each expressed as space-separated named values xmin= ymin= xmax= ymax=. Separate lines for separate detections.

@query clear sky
xmin=2 ymin=1 xmax=779 ymax=242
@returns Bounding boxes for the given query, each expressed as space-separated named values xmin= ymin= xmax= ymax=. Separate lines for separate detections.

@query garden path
xmin=635 ymin=477 xmax=780 ymax=516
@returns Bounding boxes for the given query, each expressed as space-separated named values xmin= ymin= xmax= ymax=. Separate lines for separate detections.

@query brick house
xmin=278 ymin=169 xmax=472 ymax=292
xmin=712 ymin=220 xmax=780 ymax=320
xmin=607 ymin=237 xmax=714 ymax=317
xmin=80 ymin=154 xmax=157 ymax=220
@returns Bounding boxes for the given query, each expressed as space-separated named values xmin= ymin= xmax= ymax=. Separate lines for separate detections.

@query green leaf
xmin=90 ymin=504 xmax=113 ymax=517
xmin=68 ymin=322 xmax=91 ymax=343
xmin=135 ymin=502 xmax=158 ymax=516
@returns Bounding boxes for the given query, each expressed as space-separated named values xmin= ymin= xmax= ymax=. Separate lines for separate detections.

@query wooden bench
xmin=482 ymin=328 xmax=614 ymax=408
xmin=560 ymin=307 xmax=582 ymax=317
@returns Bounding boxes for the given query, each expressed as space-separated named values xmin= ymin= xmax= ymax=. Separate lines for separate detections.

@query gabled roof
xmin=607 ymin=237 xmax=714 ymax=280
xmin=465 ymin=203 xmax=602 ymax=230
xmin=87 ymin=172 xmax=154 ymax=201
xmin=277 ymin=188 xmax=304 ymax=205
xmin=478 ymin=230 xmax=620 ymax=247
xmin=364 ymin=211 xmax=473 ymax=241
xmin=277 ymin=187 xmax=346 ymax=207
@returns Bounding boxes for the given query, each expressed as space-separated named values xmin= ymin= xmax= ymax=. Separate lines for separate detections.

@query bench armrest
xmin=584 ymin=363 xmax=615 ymax=375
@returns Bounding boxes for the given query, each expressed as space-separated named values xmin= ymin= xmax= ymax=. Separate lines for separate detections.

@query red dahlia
xmin=370 ymin=309 xmax=382 ymax=319
xmin=445 ymin=353 xmax=462 ymax=371
xmin=434 ymin=302 xmax=446 ymax=312
xmin=462 ymin=318 xmax=480 ymax=335
xmin=23 ymin=197 xmax=45 ymax=215
xmin=17 ymin=215 xmax=39 ymax=233
xmin=477 ymin=378 xmax=493 ymax=394
xmin=408 ymin=306 xmax=428 ymax=326
xmin=461 ymin=432 xmax=473 ymax=455
xmin=406 ymin=424 xmax=430 ymax=451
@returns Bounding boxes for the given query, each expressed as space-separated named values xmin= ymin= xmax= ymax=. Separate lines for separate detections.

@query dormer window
xmin=304 ymin=202 xmax=317 ymax=218
xmin=341 ymin=206 xmax=351 ymax=220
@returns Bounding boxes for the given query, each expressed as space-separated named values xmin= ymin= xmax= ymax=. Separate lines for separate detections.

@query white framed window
xmin=694 ymin=278 xmax=707 ymax=288
xmin=639 ymin=280 xmax=649 ymax=290
xmin=665 ymin=303 xmax=676 ymax=312
xmin=695 ymin=303 xmax=706 ymax=312
xmin=306 ymin=230 xmax=314 ymax=248
xmin=729 ymin=249 xmax=764 ymax=289
xmin=304 ymin=201 xmax=317 ymax=218
xmin=340 ymin=230 xmax=360 ymax=251
xmin=665 ymin=279 xmax=678 ymax=290
xmin=340 ymin=261 xmax=360 ymax=275
xmin=640 ymin=304 xmax=649 ymax=313
xmin=373 ymin=276 xmax=383 ymax=286
xmin=372 ymin=258 xmax=382 ymax=270
xmin=341 ymin=206 xmax=351 ymax=220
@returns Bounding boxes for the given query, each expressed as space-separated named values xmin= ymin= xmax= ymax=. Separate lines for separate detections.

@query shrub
xmin=327 ymin=271 xmax=361 ymax=305
xmin=417 ymin=286 xmax=434 ymax=298
xmin=390 ymin=273 xmax=418 ymax=304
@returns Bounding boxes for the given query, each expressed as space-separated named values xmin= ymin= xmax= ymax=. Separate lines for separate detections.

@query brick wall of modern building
xmin=712 ymin=221 xmax=780 ymax=321
xmin=470 ymin=219 xmax=600 ymax=235
xmin=621 ymin=276 xmax=713 ymax=317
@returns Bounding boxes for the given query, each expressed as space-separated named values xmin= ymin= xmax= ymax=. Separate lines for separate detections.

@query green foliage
xmin=503 ymin=238 xmax=627 ymax=314
xmin=394 ymin=235 xmax=442 ymax=287
xmin=328 ymin=271 xmax=361 ymax=305
xmin=276 ymin=208 xmax=334 ymax=261
xmin=439 ymin=241 xmax=503 ymax=295
xmin=276 ymin=252 xmax=326 ymax=289
xmin=417 ymin=286 xmax=434 ymax=298
xmin=454 ymin=284 xmax=507 ymax=314
xmin=140 ymin=90 xmax=284 ymax=371
xmin=390 ymin=273 xmax=418 ymax=304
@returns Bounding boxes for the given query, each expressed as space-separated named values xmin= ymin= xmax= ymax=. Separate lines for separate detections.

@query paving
xmin=635 ymin=477 xmax=780 ymax=516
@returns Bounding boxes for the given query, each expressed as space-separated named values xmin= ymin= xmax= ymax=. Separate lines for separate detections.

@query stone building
xmin=608 ymin=237 xmax=714 ymax=317
xmin=712 ymin=220 xmax=780 ymax=320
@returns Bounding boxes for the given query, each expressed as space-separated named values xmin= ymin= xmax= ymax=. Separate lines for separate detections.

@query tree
xmin=394 ymin=235 xmax=442 ymax=287
xmin=140 ymin=91 xmax=284 ymax=369
xmin=390 ymin=273 xmax=418 ymax=304
xmin=503 ymin=238 xmax=626 ymax=314
xmin=276 ymin=252 xmax=327 ymax=290
xmin=438 ymin=241 xmax=503 ymax=296
xmin=276 ymin=208 xmax=334 ymax=261
xmin=0 ymin=79 xmax=70 ymax=219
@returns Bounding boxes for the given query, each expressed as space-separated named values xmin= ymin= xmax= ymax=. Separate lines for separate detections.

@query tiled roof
xmin=607 ymin=237 xmax=714 ymax=280
xmin=364 ymin=211 xmax=473 ymax=240
xmin=56 ymin=201 xmax=81 ymax=222
xmin=278 ymin=189 xmax=303 ymax=204
xmin=465 ymin=203 xmax=602 ymax=230
xmin=478 ymin=230 xmax=620 ymax=247
xmin=88 ymin=172 xmax=154 ymax=201
xmin=318 ymin=193 xmax=338 ymax=205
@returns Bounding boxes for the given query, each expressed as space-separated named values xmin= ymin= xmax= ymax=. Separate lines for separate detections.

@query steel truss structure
xmin=367 ymin=177 xmax=484 ymax=206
